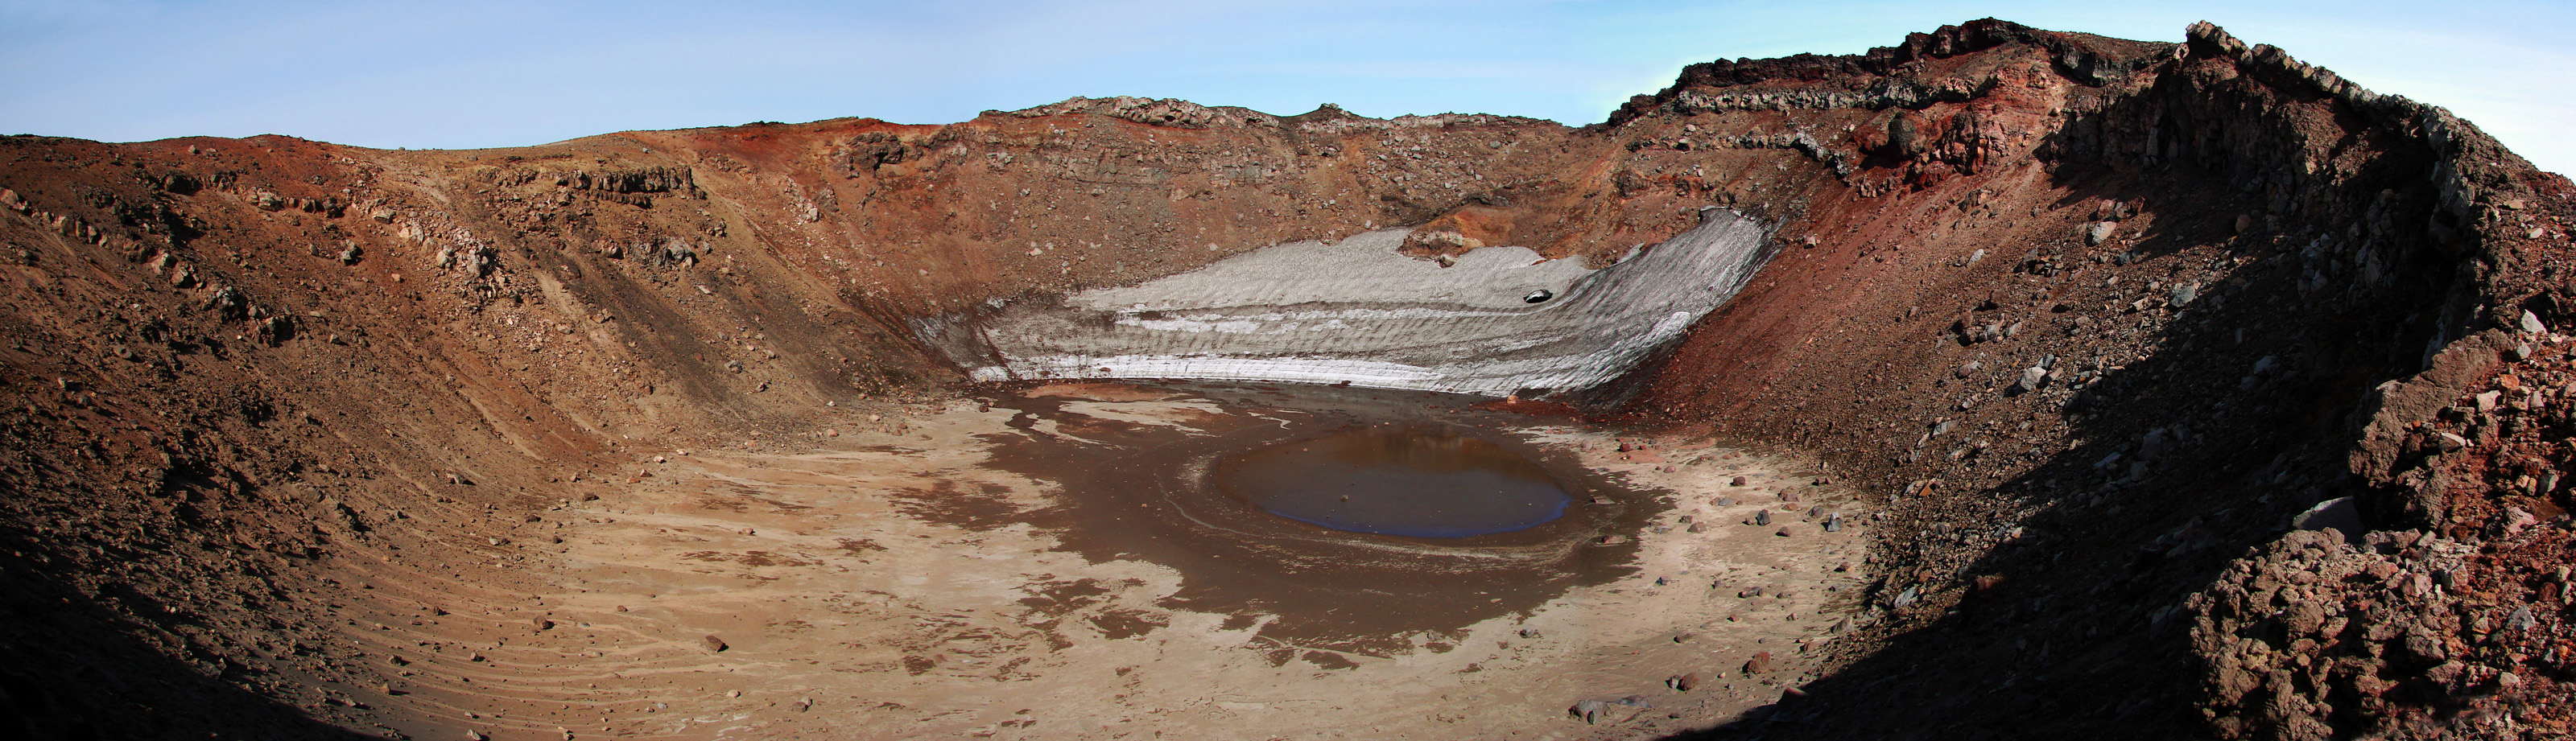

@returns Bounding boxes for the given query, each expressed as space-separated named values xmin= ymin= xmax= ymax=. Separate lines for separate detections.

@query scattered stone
xmin=2015 ymin=365 xmax=2046 ymax=393
xmin=2522 ymin=310 xmax=2548 ymax=335
xmin=701 ymin=634 xmax=729 ymax=652
xmin=1752 ymin=509 xmax=1772 ymax=526
xmin=1823 ymin=513 xmax=1843 ymax=532
xmin=1571 ymin=699 xmax=1608 ymax=724
xmin=2083 ymin=221 xmax=2117 ymax=246
xmin=1776 ymin=527 xmax=1794 ymax=537
xmin=2507 ymin=605 xmax=2537 ymax=632
xmin=2435 ymin=432 xmax=2469 ymax=451
xmin=1730 ymin=475 xmax=1749 ymax=487
xmin=2139 ymin=428 xmax=2168 ymax=461
xmin=532 ymin=617 xmax=554 ymax=631
xmin=1669 ymin=672 xmax=1703 ymax=691
xmin=1520 ymin=628 xmax=1542 ymax=639
xmin=1597 ymin=534 xmax=1629 ymax=545
xmin=1743 ymin=651 xmax=1773 ymax=674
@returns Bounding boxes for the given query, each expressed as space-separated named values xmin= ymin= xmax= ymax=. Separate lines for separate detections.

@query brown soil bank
xmin=0 ymin=17 xmax=2567 ymax=741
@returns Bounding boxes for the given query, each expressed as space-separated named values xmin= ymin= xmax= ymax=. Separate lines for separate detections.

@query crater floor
xmin=372 ymin=383 xmax=1870 ymax=739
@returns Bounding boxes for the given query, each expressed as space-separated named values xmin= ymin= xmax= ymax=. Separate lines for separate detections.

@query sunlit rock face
xmin=918 ymin=210 xmax=1773 ymax=396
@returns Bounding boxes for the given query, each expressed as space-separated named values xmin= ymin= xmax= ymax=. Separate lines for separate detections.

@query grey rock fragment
xmin=1571 ymin=698 xmax=1608 ymax=724
xmin=2014 ymin=365 xmax=2047 ymax=393
xmin=2084 ymin=221 xmax=2117 ymax=246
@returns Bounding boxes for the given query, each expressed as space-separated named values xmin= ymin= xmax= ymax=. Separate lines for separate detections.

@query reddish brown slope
xmin=1620 ymin=20 xmax=2574 ymax=741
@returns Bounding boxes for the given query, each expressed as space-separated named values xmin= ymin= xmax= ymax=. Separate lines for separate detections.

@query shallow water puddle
xmin=1216 ymin=425 xmax=1572 ymax=537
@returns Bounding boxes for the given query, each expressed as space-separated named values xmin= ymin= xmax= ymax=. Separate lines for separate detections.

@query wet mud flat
xmin=502 ymin=382 xmax=1877 ymax=740
xmin=977 ymin=381 xmax=1664 ymax=656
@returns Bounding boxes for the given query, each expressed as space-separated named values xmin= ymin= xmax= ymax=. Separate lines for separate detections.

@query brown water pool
xmin=1214 ymin=426 xmax=1572 ymax=537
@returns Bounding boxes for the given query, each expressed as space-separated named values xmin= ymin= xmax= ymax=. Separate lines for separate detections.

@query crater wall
xmin=0 ymin=16 xmax=2570 ymax=741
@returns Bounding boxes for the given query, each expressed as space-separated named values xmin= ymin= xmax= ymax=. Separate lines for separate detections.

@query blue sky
xmin=2 ymin=1 xmax=2568 ymax=175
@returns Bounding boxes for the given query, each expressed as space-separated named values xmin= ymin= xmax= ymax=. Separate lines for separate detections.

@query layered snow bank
xmin=914 ymin=209 xmax=1773 ymax=396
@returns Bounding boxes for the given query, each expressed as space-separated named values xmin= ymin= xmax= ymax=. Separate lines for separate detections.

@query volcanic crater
xmin=2 ymin=18 xmax=2573 ymax=741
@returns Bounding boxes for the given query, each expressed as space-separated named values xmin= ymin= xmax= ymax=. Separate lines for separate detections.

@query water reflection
xmin=1212 ymin=426 xmax=1571 ymax=537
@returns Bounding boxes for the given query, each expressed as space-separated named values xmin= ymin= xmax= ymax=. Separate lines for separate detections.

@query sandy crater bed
xmin=378 ymin=383 xmax=1872 ymax=740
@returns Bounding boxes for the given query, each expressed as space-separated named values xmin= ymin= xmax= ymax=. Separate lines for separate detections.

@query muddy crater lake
xmin=1215 ymin=426 xmax=1572 ymax=537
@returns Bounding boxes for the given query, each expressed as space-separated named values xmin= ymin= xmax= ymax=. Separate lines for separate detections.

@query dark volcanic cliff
xmin=0 ymin=19 xmax=2567 ymax=741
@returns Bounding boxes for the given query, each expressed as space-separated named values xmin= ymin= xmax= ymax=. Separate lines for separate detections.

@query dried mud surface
xmin=361 ymin=383 xmax=1868 ymax=740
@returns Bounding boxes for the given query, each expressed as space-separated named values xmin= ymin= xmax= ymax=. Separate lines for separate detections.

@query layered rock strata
xmin=919 ymin=211 xmax=1771 ymax=394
